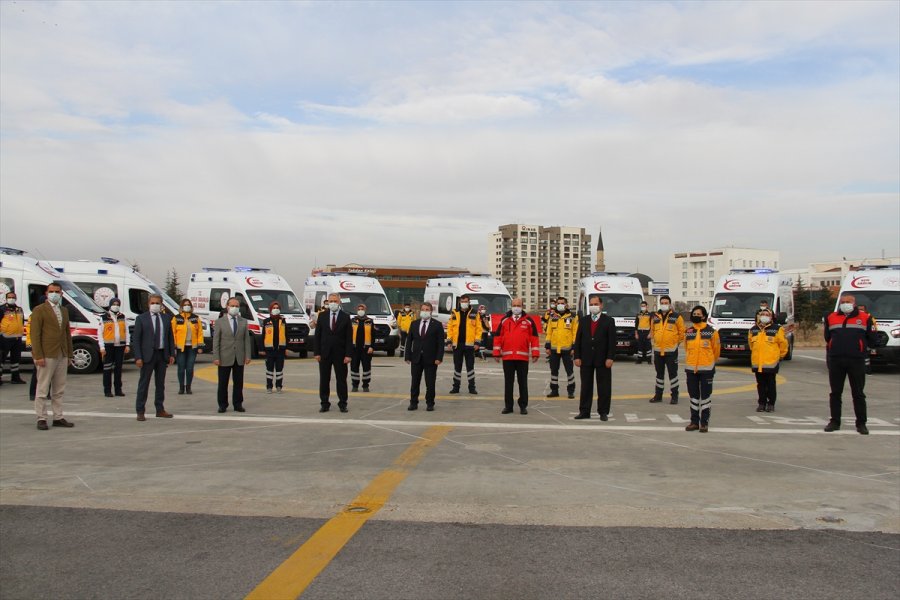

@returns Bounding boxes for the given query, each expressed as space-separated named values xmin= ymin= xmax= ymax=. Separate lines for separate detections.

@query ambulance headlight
xmin=891 ymin=327 xmax=900 ymax=339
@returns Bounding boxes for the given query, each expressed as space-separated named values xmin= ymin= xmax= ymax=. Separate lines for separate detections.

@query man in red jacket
xmin=493 ymin=298 xmax=540 ymax=414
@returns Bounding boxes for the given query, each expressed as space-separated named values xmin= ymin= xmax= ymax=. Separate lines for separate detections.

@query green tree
xmin=794 ymin=276 xmax=817 ymax=337
xmin=813 ymin=284 xmax=836 ymax=323
xmin=164 ymin=268 xmax=183 ymax=301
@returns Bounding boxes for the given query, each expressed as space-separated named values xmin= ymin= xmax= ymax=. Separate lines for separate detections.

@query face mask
xmin=840 ymin=303 xmax=854 ymax=314
xmin=110 ymin=305 xmax=120 ymax=313
xmin=7 ymin=298 xmax=16 ymax=306
xmin=271 ymin=308 xmax=280 ymax=316
xmin=149 ymin=303 xmax=162 ymax=314
xmin=47 ymin=292 xmax=61 ymax=304
xmin=640 ymin=306 xmax=647 ymax=313
xmin=758 ymin=315 xmax=771 ymax=325
xmin=690 ymin=315 xmax=703 ymax=323
xmin=460 ymin=302 xmax=470 ymax=310
xmin=328 ymin=302 xmax=340 ymax=312
xmin=659 ymin=304 xmax=670 ymax=312
xmin=511 ymin=307 xmax=523 ymax=316
xmin=556 ymin=304 xmax=566 ymax=312
xmin=403 ymin=307 xmax=410 ymax=312
xmin=420 ymin=310 xmax=431 ymax=319
xmin=182 ymin=305 xmax=192 ymax=313
xmin=227 ymin=306 xmax=240 ymax=317
xmin=759 ymin=305 xmax=767 ymax=311
xmin=589 ymin=305 xmax=601 ymax=315
xmin=357 ymin=310 xmax=366 ymax=317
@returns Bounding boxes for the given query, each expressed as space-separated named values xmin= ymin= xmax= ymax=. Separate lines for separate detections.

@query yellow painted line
xmin=244 ymin=425 xmax=452 ymax=600
xmin=195 ymin=365 xmax=785 ymax=402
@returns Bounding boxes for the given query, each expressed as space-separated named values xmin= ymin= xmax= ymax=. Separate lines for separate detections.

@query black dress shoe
xmin=37 ymin=420 xmax=49 ymax=430
xmin=407 ymin=404 xmax=418 ymax=411
xmin=824 ymin=421 xmax=840 ymax=432
xmin=185 ymin=386 xmax=192 ymax=395
xmin=520 ymin=408 xmax=528 ymax=415
xmin=104 ymin=392 xmax=113 ymax=398
xmin=319 ymin=406 xmax=330 ymax=413
xmin=756 ymin=404 xmax=766 ymax=412
xmin=449 ymin=389 xmax=460 ymax=394
xmin=468 ymin=389 xmax=477 ymax=395
xmin=546 ymin=391 xmax=560 ymax=398
xmin=669 ymin=398 xmax=679 ymax=405
xmin=765 ymin=403 xmax=774 ymax=413
xmin=501 ymin=408 xmax=514 ymax=414
xmin=217 ymin=408 xmax=227 ymax=413
xmin=599 ymin=414 xmax=608 ymax=421
xmin=339 ymin=406 xmax=348 ymax=413
xmin=426 ymin=405 xmax=435 ymax=411
xmin=649 ymin=397 xmax=662 ymax=403
xmin=234 ymin=406 xmax=246 ymax=412
xmin=115 ymin=391 xmax=126 ymax=397
xmin=857 ymin=424 xmax=869 ymax=435
xmin=567 ymin=392 xmax=575 ymax=399
xmin=52 ymin=418 xmax=74 ymax=428
xmin=574 ymin=414 xmax=590 ymax=420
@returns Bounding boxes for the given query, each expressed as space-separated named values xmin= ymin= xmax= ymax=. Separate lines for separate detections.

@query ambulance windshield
xmin=337 ymin=293 xmax=391 ymax=316
xmin=589 ymin=293 xmax=643 ymax=317
xmin=469 ymin=294 xmax=511 ymax=314
xmin=712 ymin=293 xmax=774 ymax=318
xmin=845 ymin=290 xmax=900 ymax=319
xmin=247 ymin=290 xmax=306 ymax=315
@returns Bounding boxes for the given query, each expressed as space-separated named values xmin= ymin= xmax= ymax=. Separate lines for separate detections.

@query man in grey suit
xmin=132 ymin=294 xmax=176 ymax=421
xmin=213 ymin=297 xmax=253 ymax=413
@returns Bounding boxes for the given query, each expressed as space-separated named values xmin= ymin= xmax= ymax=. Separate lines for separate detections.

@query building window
xmin=709 ymin=280 xmax=714 ymax=288
xmin=682 ymin=282 xmax=687 ymax=289
xmin=682 ymin=272 xmax=687 ymax=279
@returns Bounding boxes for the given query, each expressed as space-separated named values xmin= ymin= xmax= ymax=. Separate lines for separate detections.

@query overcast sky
xmin=1 ymin=0 xmax=898 ymax=292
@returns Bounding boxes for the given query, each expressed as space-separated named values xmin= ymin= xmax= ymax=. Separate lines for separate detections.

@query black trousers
xmin=265 ymin=348 xmax=285 ymax=390
xmin=549 ymin=351 xmax=575 ymax=393
xmin=319 ymin=354 xmax=348 ymax=407
xmin=686 ymin=370 xmax=714 ymax=425
xmin=653 ymin=351 xmax=680 ymax=399
xmin=1 ymin=336 xmax=23 ymax=380
xmin=502 ymin=360 xmax=529 ymax=410
xmin=409 ymin=361 xmax=438 ymax=406
xmin=136 ymin=349 xmax=168 ymax=413
xmin=102 ymin=345 xmax=126 ymax=394
xmin=636 ymin=331 xmax=651 ymax=358
xmin=350 ymin=348 xmax=372 ymax=388
xmin=828 ymin=357 xmax=867 ymax=425
xmin=755 ymin=371 xmax=777 ymax=405
xmin=217 ymin=361 xmax=245 ymax=410
xmin=452 ymin=346 xmax=476 ymax=391
xmin=579 ymin=362 xmax=612 ymax=416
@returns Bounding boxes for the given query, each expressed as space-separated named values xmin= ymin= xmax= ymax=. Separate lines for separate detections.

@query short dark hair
xmin=421 ymin=302 xmax=433 ymax=310
xmin=691 ymin=305 xmax=708 ymax=318
xmin=660 ymin=295 xmax=671 ymax=302
xmin=557 ymin=297 xmax=567 ymax=303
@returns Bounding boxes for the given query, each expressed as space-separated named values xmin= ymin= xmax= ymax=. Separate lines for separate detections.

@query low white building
xmin=783 ymin=257 xmax=900 ymax=291
xmin=668 ymin=247 xmax=780 ymax=307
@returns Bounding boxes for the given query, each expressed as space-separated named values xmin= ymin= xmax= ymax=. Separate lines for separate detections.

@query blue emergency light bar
xmin=233 ymin=266 xmax=271 ymax=272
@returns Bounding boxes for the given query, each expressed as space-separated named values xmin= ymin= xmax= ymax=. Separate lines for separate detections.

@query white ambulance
xmin=834 ymin=265 xmax=900 ymax=366
xmin=302 ymin=273 xmax=399 ymax=355
xmin=50 ymin=258 xmax=212 ymax=351
xmin=709 ymin=269 xmax=795 ymax=360
xmin=576 ymin=273 xmax=645 ymax=356
xmin=423 ymin=274 xmax=512 ymax=326
xmin=0 ymin=247 xmax=105 ymax=373
xmin=187 ymin=267 xmax=311 ymax=358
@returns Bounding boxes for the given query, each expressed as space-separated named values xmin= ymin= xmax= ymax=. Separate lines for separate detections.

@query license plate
xmin=725 ymin=344 xmax=744 ymax=350
xmin=375 ymin=338 xmax=385 ymax=344
xmin=288 ymin=338 xmax=302 ymax=344
xmin=616 ymin=341 xmax=628 ymax=347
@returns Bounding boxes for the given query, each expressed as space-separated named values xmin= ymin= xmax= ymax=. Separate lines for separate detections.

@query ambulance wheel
xmin=387 ymin=349 xmax=396 ymax=357
xmin=69 ymin=342 xmax=100 ymax=374
xmin=784 ymin=339 xmax=794 ymax=361
xmin=298 ymin=350 xmax=308 ymax=359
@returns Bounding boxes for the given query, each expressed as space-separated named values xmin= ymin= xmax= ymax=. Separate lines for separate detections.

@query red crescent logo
xmin=723 ymin=279 xmax=741 ymax=290
xmin=593 ymin=282 xmax=610 ymax=291
xmin=466 ymin=282 xmax=482 ymax=292
xmin=339 ymin=281 xmax=356 ymax=291
xmin=850 ymin=276 xmax=871 ymax=289
xmin=245 ymin=277 xmax=264 ymax=288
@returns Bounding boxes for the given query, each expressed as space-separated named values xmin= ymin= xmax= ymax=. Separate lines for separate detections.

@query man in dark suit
xmin=213 ymin=297 xmax=253 ymax=413
xmin=132 ymin=294 xmax=176 ymax=421
xmin=573 ymin=295 xmax=616 ymax=420
xmin=313 ymin=293 xmax=353 ymax=413
xmin=405 ymin=302 xmax=445 ymax=411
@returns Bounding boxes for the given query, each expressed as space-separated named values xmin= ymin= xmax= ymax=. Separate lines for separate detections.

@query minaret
xmin=594 ymin=228 xmax=605 ymax=272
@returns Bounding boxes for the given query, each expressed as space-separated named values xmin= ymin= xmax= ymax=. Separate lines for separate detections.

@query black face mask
xmin=690 ymin=315 xmax=704 ymax=323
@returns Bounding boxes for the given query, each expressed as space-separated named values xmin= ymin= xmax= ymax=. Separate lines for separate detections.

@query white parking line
xmin=2 ymin=409 xmax=897 ymax=435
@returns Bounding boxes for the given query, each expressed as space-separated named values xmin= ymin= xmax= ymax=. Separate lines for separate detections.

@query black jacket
xmin=405 ymin=318 xmax=445 ymax=365
xmin=313 ymin=310 xmax=353 ymax=360
xmin=573 ymin=313 xmax=616 ymax=366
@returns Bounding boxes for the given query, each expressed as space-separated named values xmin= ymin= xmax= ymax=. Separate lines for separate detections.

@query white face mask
xmin=227 ymin=306 xmax=240 ymax=317
xmin=47 ymin=292 xmax=61 ymax=304
xmin=149 ymin=303 xmax=162 ymax=314
xmin=6 ymin=298 xmax=15 ymax=306
xmin=403 ymin=307 xmax=410 ymax=312
xmin=840 ymin=302 xmax=854 ymax=314
xmin=659 ymin=304 xmax=670 ymax=312
xmin=556 ymin=304 xmax=566 ymax=312
xmin=420 ymin=310 xmax=431 ymax=319
xmin=271 ymin=308 xmax=280 ymax=316
xmin=511 ymin=307 xmax=523 ymax=316
xmin=182 ymin=305 xmax=192 ymax=313
xmin=589 ymin=305 xmax=601 ymax=315
xmin=328 ymin=302 xmax=340 ymax=312
xmin=357 ymin=310 xmax=366 ymax=317
xmin=110 ymin=305 xmax=120 ymax=313
xmin=758 ymin=315 xmax=771 ymax=325
xmin=640 ymin=306 xmax=647 ymax=313
xmin=459 ymin=302 xmax=470 ymax=310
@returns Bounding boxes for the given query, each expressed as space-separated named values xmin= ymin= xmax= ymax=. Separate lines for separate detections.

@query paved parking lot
xmin=1 ymin=351 xmax=898 ymax=599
